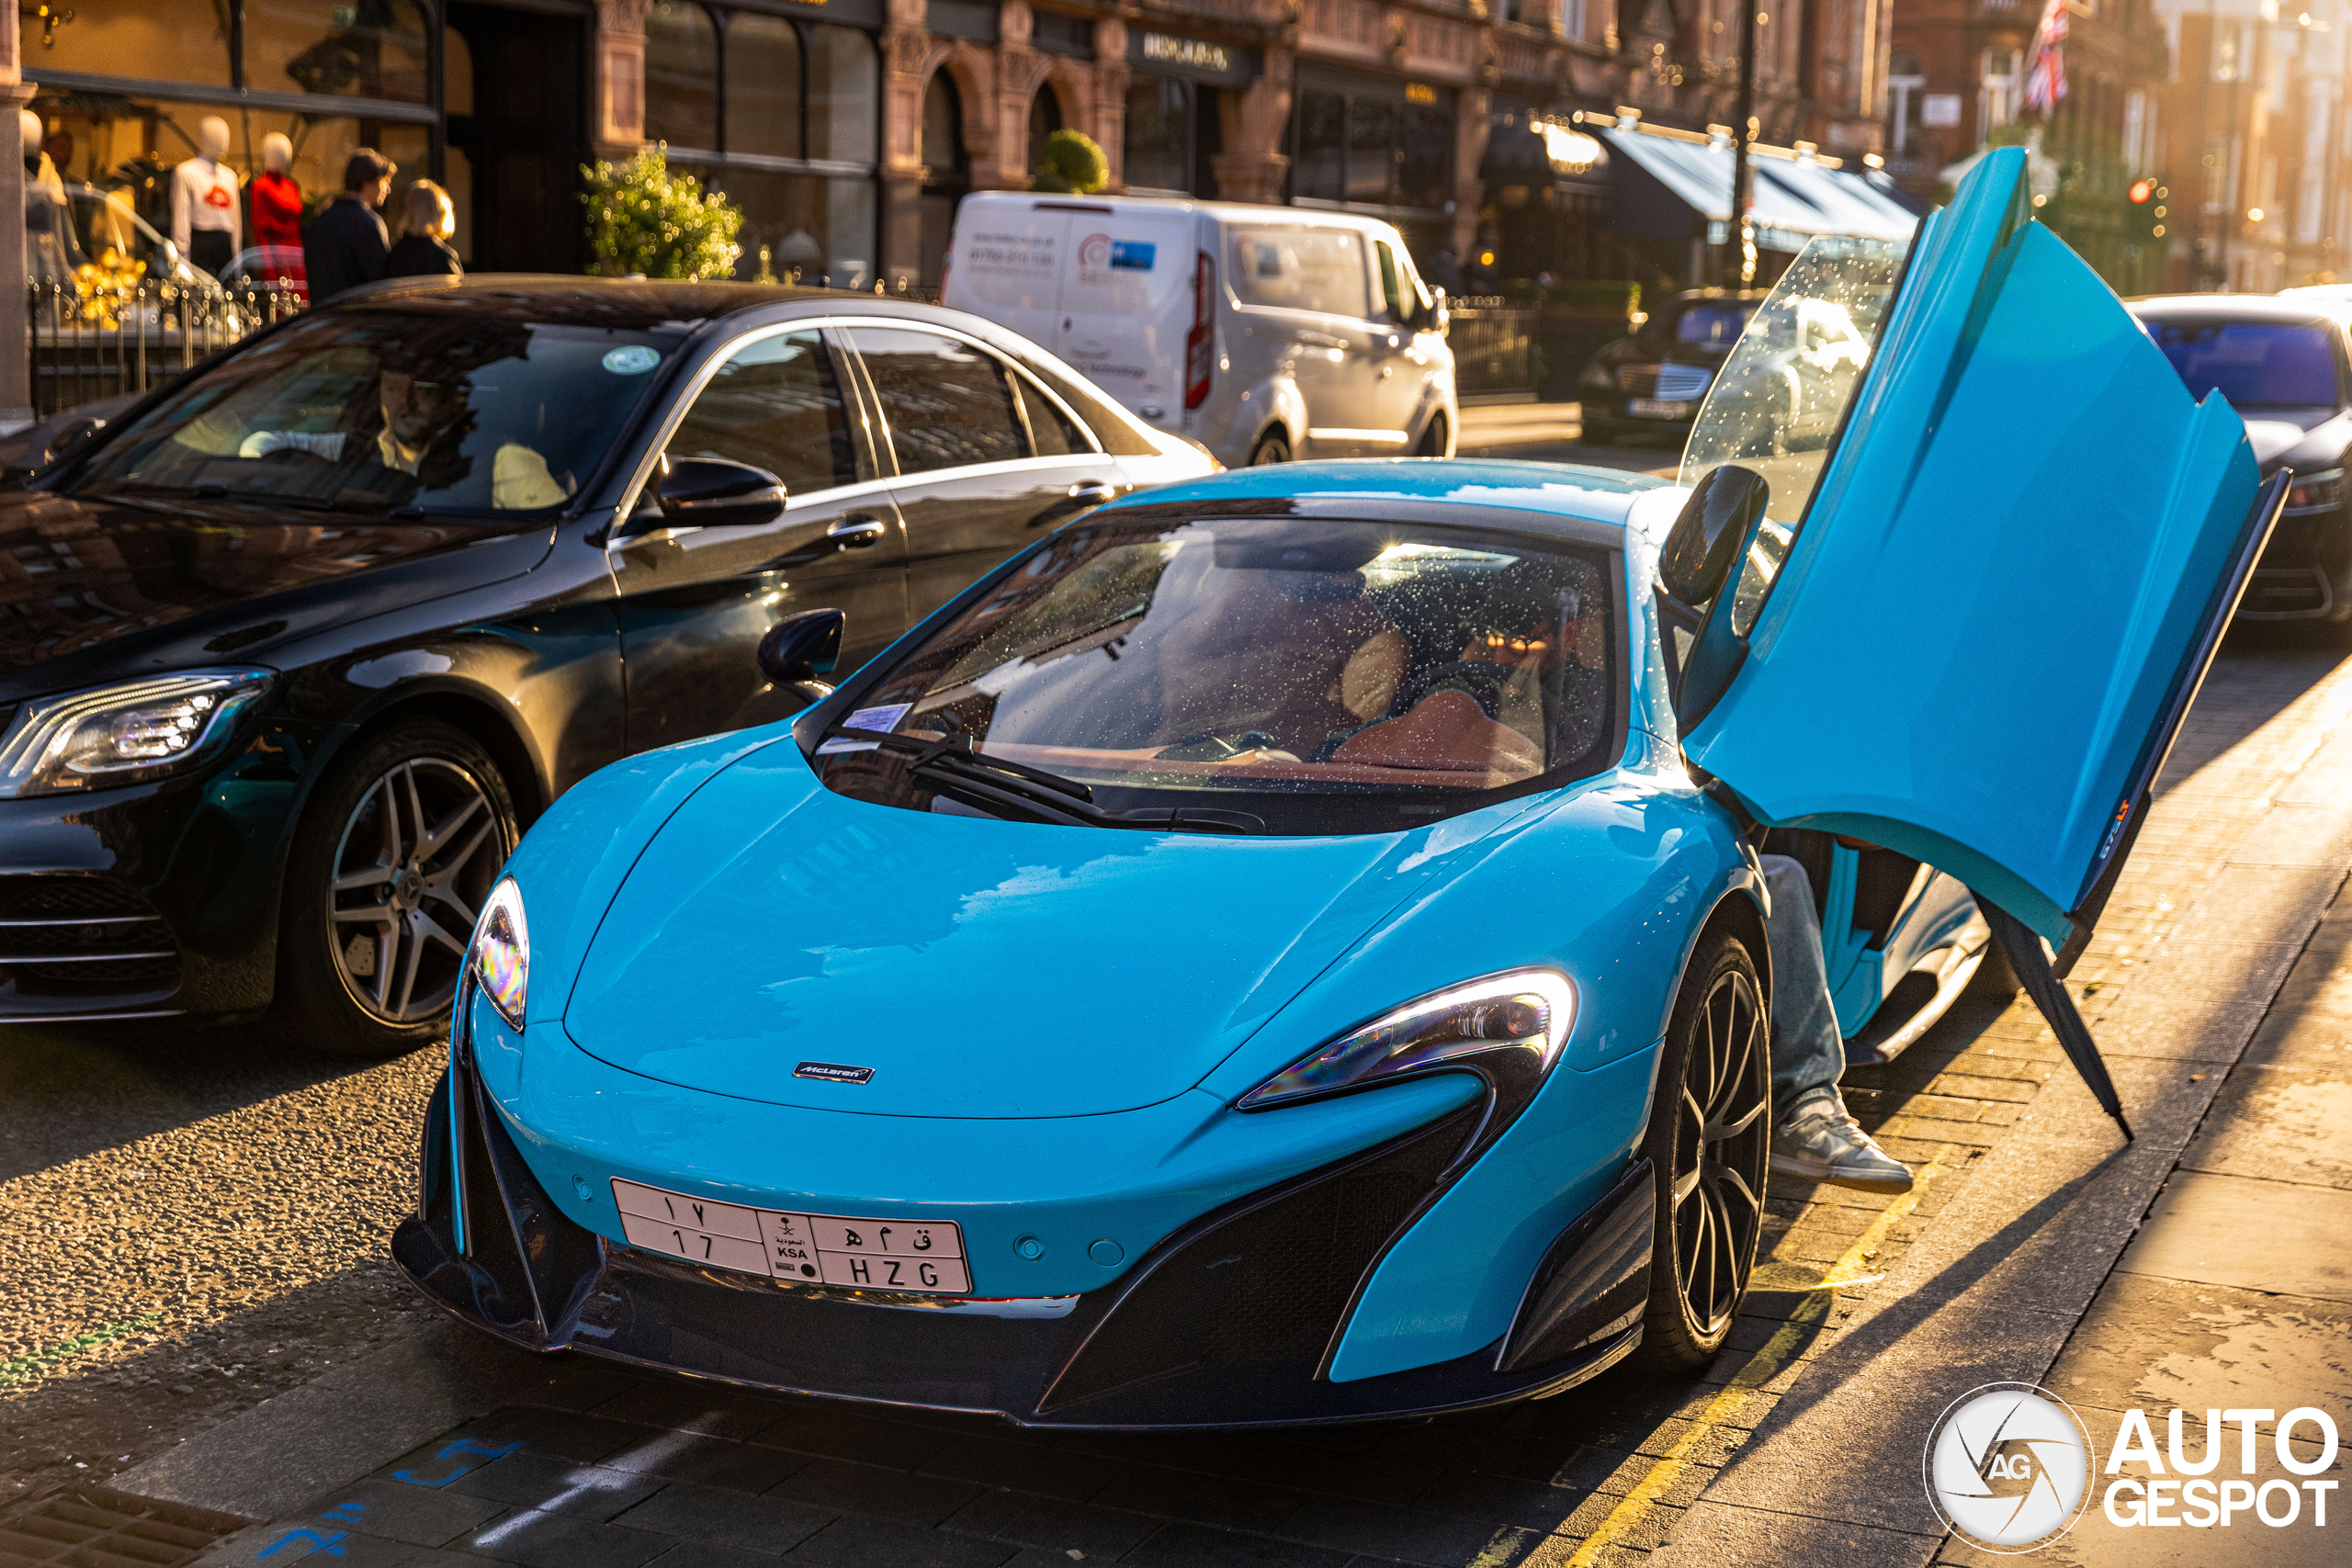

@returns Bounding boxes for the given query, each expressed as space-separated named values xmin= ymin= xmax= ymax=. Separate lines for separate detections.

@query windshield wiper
xmin=819 ymin=726 xmax=1261 ymax=834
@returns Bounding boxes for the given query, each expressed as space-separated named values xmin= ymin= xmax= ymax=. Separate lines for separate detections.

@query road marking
xmin=1549 ymin=1149 xmax=1951 ymax=1566
xmin=467 ymin=1420 xmax=714 ymax=1548
xmin=0 ymin=1311 xmax=164 ymax=1391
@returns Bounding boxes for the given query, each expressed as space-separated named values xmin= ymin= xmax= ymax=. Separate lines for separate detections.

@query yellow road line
xmin=1553 ymin=1148 xmax=1950 ymax=1566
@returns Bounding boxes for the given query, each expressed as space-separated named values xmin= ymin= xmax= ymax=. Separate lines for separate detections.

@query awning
xmin=1600 ymin=127 xmax=1924 ymax=253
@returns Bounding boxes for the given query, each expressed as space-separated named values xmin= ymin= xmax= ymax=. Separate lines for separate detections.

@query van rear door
xmin=1054 ymin=206 xmax=1197 ymax=422
xmin=944 ymin=197 xmax=1074 ymax=347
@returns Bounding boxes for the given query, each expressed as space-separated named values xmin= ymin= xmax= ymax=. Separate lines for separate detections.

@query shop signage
xmin=1128 ymin=31 xmax=1261 ymax=85
xmin=1406 ymin=83 xmax=1437 ymax=106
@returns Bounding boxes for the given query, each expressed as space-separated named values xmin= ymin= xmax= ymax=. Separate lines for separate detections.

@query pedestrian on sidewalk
xmin=303 ymin=149 xmax=396 ymax=306
xmin=1759 ymin=847 xmax=1917 ymax=1193
xmin=384 ymin=180 xmax=462 ymax=281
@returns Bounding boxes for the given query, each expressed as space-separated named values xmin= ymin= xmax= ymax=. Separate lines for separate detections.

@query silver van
xmin=944 ymin=192 xmax=1457 ymax=468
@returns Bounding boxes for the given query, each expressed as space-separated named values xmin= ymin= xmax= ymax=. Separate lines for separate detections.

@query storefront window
xmin=645 ymin=1 xmax=719 ymax=152
xmin=19 ymin=0 xmax=232 ymax=89
xmin=1346 ymin=98 xmax=1395 ymax=205
xmin=244 ymin=0 xmax=431 ymax=103
xmin=1401 ymin=103 xmax=1451 ymax=210
xmin=727 ymin=13 xmax=803 ymax=159
xmin=1125 ymin=76 xmax=1189 ymax=194
xmin=709 ymin=166 xmax=875 ymax=289
xmin=1295 ymin=84 xmax=1454 ymax=213
xmin=808 ymin=25 xmax=878 ymax=164
xmin=1295 ymin=91 xmax=1344 ymax=202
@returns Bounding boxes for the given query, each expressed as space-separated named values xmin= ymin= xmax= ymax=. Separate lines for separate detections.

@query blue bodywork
xmin=397 ymin=149 xmax=2261 ymax=1426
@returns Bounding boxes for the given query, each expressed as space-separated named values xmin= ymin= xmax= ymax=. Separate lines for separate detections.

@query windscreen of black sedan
xmin=71 ymin=303 xmax=686 ymax=514
xmin=813 ymin=514 xmax=1623 ymax=835
xmin=2145 ymin=319 xmax=2344 ymax=415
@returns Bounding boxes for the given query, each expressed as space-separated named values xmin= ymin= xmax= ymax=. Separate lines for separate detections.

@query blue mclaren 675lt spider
xmin=396 ymin=151 xmax=2278 ymax=1428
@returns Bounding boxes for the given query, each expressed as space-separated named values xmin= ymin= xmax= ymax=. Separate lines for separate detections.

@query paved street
xmin=6 ymin=616 xmax=2351 ymax=1567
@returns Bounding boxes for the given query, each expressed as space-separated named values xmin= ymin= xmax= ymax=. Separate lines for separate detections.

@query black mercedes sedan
xmin=0 ymin=276 xmax=1213 ymax=1054
xmin=1575 ymin=288 xmax=1766 ymax=447
xmin=2132 ymin=294 xmax=2352 ymax=628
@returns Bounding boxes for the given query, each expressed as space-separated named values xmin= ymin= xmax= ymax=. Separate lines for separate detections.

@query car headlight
xmin=1239 ymin=969 xmax=1577 ymax=1111
xmin=467 ymin=878 xmax=529 ymax=1030
xmin=0 ymin=668 xmax=273 ymax=798
xmin=2286 ymin=467 xmax=2344 ymax=512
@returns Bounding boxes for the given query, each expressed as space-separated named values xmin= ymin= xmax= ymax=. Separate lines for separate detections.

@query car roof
xmin=1097 ymin=459 xmax=1668 ymax=529
xmin=2128 ymin=293 xmax=2352 ymax=326
xmin=328 ymin=273 xmax=920 ymax=332
xmin=957 ymin=189 xmax=1400 ymax=233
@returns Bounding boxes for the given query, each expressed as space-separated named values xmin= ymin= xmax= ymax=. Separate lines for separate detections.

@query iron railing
xmin=1446 ymin=299 xmax=1539 ymax=397
xmin=27 ymin=279 xmax=306 ymax=419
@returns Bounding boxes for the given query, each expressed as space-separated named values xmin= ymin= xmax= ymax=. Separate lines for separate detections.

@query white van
xmin=944 ymin=193 xmax=1457 ymax=468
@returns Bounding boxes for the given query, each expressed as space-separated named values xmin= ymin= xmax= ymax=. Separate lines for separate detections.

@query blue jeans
xmin=1759 ymin=853 xmax=1846 ymax=1112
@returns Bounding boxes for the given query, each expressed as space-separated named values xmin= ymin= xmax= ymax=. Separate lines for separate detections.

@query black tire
xmin=1412 ymin=412 xmax=1449 ymax=457
xmin=1250 ymin=431 xmax=1292 ymax=466
xmin=274 ymin=718 xmax=519 ymax=1058
xmin=1637 ymin=929 xmax=1772 ymax=1369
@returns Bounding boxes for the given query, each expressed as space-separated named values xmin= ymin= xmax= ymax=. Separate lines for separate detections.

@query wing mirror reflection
xmin=757 ymin=608 xmax=844 ymax=685
xmin=658 ymin=457 xmax=787 ymax=528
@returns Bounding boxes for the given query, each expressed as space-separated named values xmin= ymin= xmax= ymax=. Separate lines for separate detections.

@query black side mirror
xmin=660 ymin=457 xmax=786 ymax=528
xmin=1659 ymin=465 xmax=1770 ymax=604
xmin=757 ymin=608 xmax=844 ymax=684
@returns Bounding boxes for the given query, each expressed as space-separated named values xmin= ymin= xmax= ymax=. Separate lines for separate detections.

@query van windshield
xmin=809 ymin=511 xmax=1623 ymax=835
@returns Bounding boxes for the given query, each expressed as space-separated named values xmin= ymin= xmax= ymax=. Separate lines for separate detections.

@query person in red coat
xmin=249 ymin=132 xmax=305 ymax=294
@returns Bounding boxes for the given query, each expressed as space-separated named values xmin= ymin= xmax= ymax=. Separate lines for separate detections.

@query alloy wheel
xmin=327 ymin=758 xmax=508 ymax=1024
xmin=1668 ymin=964 xmax=1770 ymax=1337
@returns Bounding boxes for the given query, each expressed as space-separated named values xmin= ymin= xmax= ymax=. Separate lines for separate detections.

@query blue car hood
xmin=562 ymin=743 xmax=1540 ymax=1118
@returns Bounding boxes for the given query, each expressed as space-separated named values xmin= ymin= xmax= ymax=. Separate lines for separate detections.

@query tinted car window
xmin=666 ymin=329 xmax=856 ymax=493
xmin=2146 ymin=320 xmax=2342 ymax=407
xmin=813 ymin=513 xmax=1620 ymax=835
xmin=1014 ymin=373 xmax=1090 ymax=457
xmin=1675 ymin=302 xmax=1755 ymax=348
xmin=1228 ymin=227 xmax=1368 ymax=315
xmin=853 ymin=327 xmax=1027 ymax=476
xmin=74 ymin=305 xmax=683 ymax=514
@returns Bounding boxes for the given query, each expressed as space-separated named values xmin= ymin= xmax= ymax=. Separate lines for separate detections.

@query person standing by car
xmin=1758 ymin=848 xmax=1916 ymax=1193
xmin=384 ymin=180 xmax=461 ymax=281
xmin=302 ymin=149 xmax=395 ymax=304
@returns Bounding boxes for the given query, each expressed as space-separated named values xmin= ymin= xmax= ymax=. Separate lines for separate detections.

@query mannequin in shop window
xmin=22 ymin=108 xmax=78 ymax=284
xmin=249 ymin=131 xmax=304 ymax=288
xmin=172 ymin=116 xmax=241 ymax=279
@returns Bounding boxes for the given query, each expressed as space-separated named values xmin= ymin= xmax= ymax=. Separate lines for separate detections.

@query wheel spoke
xmin=1713 ymin=1097 xmax=1768 ymax=1141
xmin=1673 ymin=1163 xmax=1703 ymax=1204
xmin=399 ymin=765 xmax=428 ymax=863
xmin=334 ymin=863 xmax=394 ymax=893
xmin=414 ymin=909 xmax=469 ymax=957
xmin=420 ymin=793 xmax=485 ymax=861
xmin=429 ymin=811 xmax=496 ymax=878
xmin=390 ymin=918 xmax=424 ymax=1018
xmin=333 ymin=906 xmax=398 ymax=925
xmin=375 ymin=775 xmax=403 ymax=865
xmin=1717 ymin=1164 xmax=1760 ymax=1215
xmin=425 ymin=884 xmax=479 ymax=930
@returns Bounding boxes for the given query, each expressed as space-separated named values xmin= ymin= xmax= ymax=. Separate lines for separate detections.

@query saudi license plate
xmin=1630 ymin=398 xmax=1692 ymax=419
xmin=611 ymin=1178 xmax=971 ymax=1294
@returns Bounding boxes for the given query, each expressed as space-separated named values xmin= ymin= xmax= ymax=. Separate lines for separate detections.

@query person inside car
xmin=1758 ymin=845 xmax=1916 ymax=1193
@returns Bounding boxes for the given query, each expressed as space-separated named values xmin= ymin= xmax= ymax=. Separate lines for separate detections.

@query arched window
xmin=809 ymin=25 xmax=879 ymax=164
xmin=644 ymin=1 xmax=718 ymax=152
xmin=1027 ymin=83 xmax=1063 ymax=176
xmin=922 ymin=73 xmax=967 ymax=185
xmin=728 ymin=13 xmax=803 ymax=159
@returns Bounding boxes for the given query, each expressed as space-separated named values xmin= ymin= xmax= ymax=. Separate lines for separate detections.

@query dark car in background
xmin=0 ymin=276 xmax=1211 ymax=1054
xmin=2131 ymin=295 xmax=2352 ymax=627
xmin=1577 ymin=289 xmax=1766 ymax=446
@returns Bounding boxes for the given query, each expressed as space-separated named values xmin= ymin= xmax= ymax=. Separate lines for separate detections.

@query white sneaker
xmin=1770 ymin=1087 xmax=1914 ymax=1194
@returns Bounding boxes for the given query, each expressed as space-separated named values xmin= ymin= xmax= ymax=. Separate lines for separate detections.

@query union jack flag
xmin=2024 ymin=0 xmax=2070 ymax=111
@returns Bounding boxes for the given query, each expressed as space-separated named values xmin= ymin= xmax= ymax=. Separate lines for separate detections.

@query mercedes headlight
xmin=467 ymin=878 xmax=529 ymax=1031
xmin=1239 ymin=969 xmax=1577 ymax=1110
xmin=0 ymin=668 xmax=274 ymax=798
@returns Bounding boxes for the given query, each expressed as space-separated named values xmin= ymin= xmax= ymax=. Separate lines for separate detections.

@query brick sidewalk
xmin=133 ymin=642 xmax=2352 ymax=1568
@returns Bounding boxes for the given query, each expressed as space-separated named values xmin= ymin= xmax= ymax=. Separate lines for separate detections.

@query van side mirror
xmin=660 ymin=457 xmax=786 ymax=528
xmin=1428 ymin=286 xmax=1450 ymax=338
xmin=757 ymin=608 xmax=844 ymax=684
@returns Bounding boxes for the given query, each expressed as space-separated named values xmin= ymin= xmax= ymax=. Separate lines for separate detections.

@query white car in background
xmin=944 ymin=192 xmax=1457 ymax=468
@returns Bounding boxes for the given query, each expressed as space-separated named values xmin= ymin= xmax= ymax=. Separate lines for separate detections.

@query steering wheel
xmin=1396 ymin=660 xmax=1515 ymax=721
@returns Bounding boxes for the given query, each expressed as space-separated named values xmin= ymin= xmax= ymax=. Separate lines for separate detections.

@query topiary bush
xmin=1033 ymin=130 xmax=1109 ymax=195
xmin=581 ymin=144 xmax=744 ymax=279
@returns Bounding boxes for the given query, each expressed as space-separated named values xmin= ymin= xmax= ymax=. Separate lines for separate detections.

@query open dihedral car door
xmin=1668 ymin=148 xmax=2281 ymax=1135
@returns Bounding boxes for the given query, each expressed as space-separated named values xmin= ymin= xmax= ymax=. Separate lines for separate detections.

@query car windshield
xmin=1678 ymin=234 xmax=1907 ymax=525
xmin=2144 ymin=320 xmax=2341 ymax=409
xmin=813 ymin=513 xmax=1623 ymax=835
xmin=70 ymin=303 xmax=685 ymax=515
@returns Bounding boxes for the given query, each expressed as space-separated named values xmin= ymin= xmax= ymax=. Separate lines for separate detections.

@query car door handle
xmin=1068 ymin=481 xmax=1117 ymax=505
xmin=827 ymin=515 xmax=888 ymax=550
xmin=1378 ymin=366 xmax=1394 ymax=379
